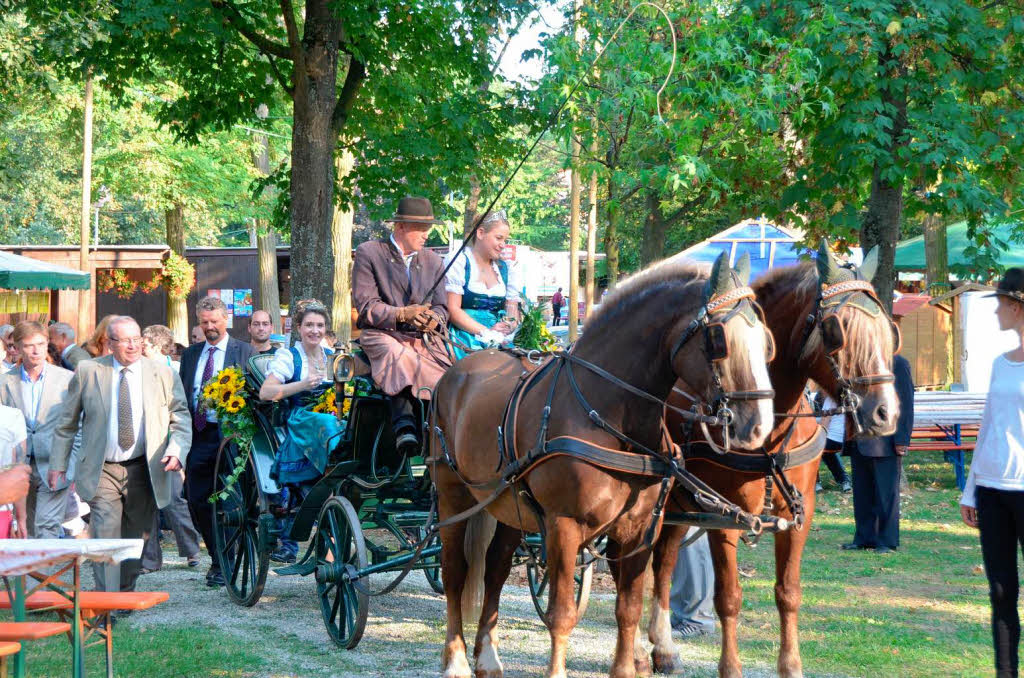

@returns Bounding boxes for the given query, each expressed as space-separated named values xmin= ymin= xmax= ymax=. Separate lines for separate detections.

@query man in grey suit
xmin=0 ymin=321 xmax=77 ymax=537
xmin=50 ymin=316 xmax=191 ymax=592
xmin=48 ymin=322 xmax=91 ymax=371
xmin=179 ymin=297 xmax=255 ymax=587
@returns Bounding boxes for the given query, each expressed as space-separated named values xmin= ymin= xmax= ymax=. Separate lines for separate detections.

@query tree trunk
xmin=463 ymin=176 xmax=482 ymax=240
xmin=78 ymin=74 xmax=94 ymax=340
xmin=922 ymin=213 xmax=949 ymax=295
xmin=641 ymin=190 xmax=667 ymax=267
xmin=253 ymin=108 xmax=282 ymax=333
xmin=604 ymin=173 xmax=620 ymax=289
xmin=165 ymin=203 xmax=188 ymax=344
xmin=859 ymin=40 xmax=909 ymax=315
xmin=288 ymin=0 xmax=343 ymax=313
xmin=332 ymin=151 xmax=355 ymax=345
xmin=568 ymin=138 xmax=582 ymax=340
xmin=585 ymin=136 xmax=598 ymax=314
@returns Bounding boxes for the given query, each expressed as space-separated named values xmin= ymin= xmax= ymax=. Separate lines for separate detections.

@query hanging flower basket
xmin=96 ymin=253 xmax=195 ymax=300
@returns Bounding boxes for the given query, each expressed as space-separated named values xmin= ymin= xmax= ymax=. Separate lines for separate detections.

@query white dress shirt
xmin=193 ymin=333 xmax=230 ymax=423
xmin=106 ymin=357 xmax=146 ymax=462
xmin=19 ymin=365 xmax=46 ymax=429
xmin=390 ymin=233 xmax=415 ymax=271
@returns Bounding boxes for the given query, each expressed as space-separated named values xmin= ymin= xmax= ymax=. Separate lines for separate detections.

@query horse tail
xmin=461 ymin=511 xmax=496 ymax=624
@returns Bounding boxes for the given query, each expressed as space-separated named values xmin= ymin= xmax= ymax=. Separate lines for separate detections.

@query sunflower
xmin=216 ymin=371 xmax=235 ymax=386
xmin=220 ymin=388 xmax=234 ymax=405
xmin=202 ymin=381 xmax=222 ymax=401
xmin=225 ymin=396 xmax=245 ymax=414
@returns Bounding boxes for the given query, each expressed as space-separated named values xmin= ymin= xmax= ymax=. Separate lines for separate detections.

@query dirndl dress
xmin=448 ymin=255 xmax=510 ymax=360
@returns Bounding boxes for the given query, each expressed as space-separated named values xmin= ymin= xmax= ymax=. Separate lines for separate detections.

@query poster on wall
xmin=219 ymin=289 xmax=235 ymax=328
xmin=233 ymin=289 xmax=253 ymax=317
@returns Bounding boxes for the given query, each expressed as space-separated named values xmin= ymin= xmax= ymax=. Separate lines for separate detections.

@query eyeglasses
xmin=111 ymin=337 xmax=144 ymax=346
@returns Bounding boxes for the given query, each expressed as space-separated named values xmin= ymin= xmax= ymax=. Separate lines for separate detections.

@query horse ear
xmin=734 ymin=253 xmax=751 ymax=285
xmin=816 ymin=240 xmax=843 ymax=285
xmin=709 ymin=251 xmax=735 ymax=297
xmin=860 ymin=246 xmax=879 ymax=282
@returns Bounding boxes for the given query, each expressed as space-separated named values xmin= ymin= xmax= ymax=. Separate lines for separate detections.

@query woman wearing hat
xmin=444 ymin=209 xmax=521 ymax=359
xmin=960 ymin=267 xmax=1024 ymax=677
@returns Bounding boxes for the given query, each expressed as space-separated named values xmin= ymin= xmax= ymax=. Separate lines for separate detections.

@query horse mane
xmin=754 ymin=260 xmax=893 ymax=371
xmin=584 ymin=257 xmax=708 ymax=335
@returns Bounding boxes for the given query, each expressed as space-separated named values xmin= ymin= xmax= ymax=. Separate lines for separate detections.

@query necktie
xmin=117 ymin=367 xmax=134 ymax=451
xmin=194 ymin=346 xmax=216 ymax=432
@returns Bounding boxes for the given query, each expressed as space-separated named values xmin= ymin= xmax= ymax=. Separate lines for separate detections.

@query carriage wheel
xmin=526 ymin=551 xmax=594 ymax=627
xmin=422 ymin=530 xmax=444 ymax=594
xmin=314 ymin=496 xmax=369 ymax=649
xmin=212 ymin=442 xmax=270 ymax=607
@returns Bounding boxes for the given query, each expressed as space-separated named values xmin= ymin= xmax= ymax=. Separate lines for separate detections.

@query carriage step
xmin=274 ymin=560 xmax=316 ymax=577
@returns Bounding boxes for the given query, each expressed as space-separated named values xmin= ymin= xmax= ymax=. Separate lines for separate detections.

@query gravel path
xmin=114 ymin=550 xmax=787 ymax=678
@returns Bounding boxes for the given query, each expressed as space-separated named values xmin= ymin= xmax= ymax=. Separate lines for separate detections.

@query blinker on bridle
xmin=799 ymin=278 xmax=900 ymax=434
xmin=670 ymin=285 xmax=776 ymax=449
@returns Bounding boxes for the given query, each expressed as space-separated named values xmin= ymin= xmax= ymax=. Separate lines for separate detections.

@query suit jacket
xmin=0 ymin=364 xmax=79 ymax=487
xmin=50 ymin=356 xmax=192 ymax=509
xmin=352 ymin=238 xmax=449 ymax=333
xmin=855 ymin=354 xmax=915 ymax=458
xmin=179 ymin=337 xmax=255 ymax=419
xmin=62 ymin=345 xmax=92 ymax=371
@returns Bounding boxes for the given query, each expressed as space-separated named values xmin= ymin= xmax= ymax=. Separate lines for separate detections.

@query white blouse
xmin=444 ymin=251 xmax=521 ymax=303
xmin=267 ymin=346 xmax=333 ymax=385
xmin=961 ymin=354 xmax=1024 ymax=507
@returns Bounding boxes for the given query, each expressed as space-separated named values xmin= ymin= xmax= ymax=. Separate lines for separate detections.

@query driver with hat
xmin=352 ymin=197 xmax=452 ymax=455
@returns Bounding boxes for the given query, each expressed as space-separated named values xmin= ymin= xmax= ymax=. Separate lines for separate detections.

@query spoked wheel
xmin=421 ymin=530 xmax=444 ymax=594
xmin=314 ymin=496 xmax=369 ymax=649
xmin=212 ymin=442 xmax=270 ymax=607
xmin=526 ymin=542 xmax=595 ymax=627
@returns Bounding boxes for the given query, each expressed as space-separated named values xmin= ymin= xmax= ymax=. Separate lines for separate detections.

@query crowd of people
xmin=0 ymin=196 xmax=1020 ymax=678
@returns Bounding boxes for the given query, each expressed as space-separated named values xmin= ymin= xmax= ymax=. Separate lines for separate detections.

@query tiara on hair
xmin=479 ymin=209 xmax=508 ymax=226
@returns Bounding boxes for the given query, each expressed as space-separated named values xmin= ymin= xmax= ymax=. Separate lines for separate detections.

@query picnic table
xmin=912 ymin=392 xmax=986 ymax=490
xmin=0 ymin=538 xmax=142 ymax=678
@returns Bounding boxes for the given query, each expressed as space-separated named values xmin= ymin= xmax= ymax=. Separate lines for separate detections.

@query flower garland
xmin=202 ymin=367 xmax=258 ymax=503
xmin=310 ymin=383 xmax=354 ymax=417
xmin=96 ymin=253 xmax=195 ymax=300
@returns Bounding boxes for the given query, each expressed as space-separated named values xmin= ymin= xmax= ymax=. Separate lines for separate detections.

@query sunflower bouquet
xmin=309 ymin=382 xmax=354 ymax=419
xmin=202 ymin=366 xmax=258 ymax=503
xmin=513 ymin=300 xmax=559 ymax=352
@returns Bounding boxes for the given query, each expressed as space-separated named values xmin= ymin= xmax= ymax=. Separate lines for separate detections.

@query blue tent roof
xmin=674 ymin=219 xmax=806 ymax=280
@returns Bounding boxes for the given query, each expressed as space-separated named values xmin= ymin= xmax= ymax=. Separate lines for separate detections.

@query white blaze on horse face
xmin=738 ymin=320 xmax=774 ymax=447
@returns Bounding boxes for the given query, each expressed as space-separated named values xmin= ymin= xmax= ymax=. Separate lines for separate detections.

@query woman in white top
xmin=0 ymin=404 xmax=28 ymax=538
xmin=815 ymin=393 xmax=852 ymax=492
xmin=445 ymin=209 xmax=521 ymax=359
xmin=959 ymin=268 xmax=1024 ymax=677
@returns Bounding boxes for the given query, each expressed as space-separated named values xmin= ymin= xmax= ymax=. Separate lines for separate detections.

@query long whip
xmin=418 ymin=1 xmax=677 ymax=305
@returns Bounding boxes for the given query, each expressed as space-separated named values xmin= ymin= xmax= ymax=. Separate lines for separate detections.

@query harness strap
xmin=682 ymin=426 xmax=825 ymax=473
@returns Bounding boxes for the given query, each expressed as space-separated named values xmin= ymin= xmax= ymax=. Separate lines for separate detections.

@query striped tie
xmin=117 ymin=367 xmax=134 ymax=451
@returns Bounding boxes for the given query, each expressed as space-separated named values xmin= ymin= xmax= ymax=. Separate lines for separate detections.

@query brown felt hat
xmin=984 ymin=267 xmax=1024 ymax=304
xmin=385 ymin=196 xmax=442 ymax=225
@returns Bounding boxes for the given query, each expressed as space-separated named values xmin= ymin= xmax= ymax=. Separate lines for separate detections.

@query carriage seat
xmin=246 ymin=353 xmax=277 ymax=390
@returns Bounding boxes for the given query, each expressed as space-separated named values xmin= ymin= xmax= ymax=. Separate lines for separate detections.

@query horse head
xmin=670 ymin=252 xmax=775 ymax=451
xmin=805 ymin=241 xmax=899 ymax=437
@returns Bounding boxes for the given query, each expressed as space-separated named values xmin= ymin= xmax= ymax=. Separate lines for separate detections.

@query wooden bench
xmin=0 ymin=591 xmax=169 ymax=678
xmin=909 ymin=424 xmax=979 ymax=490
xmin=0 ymin=642 xmax=21 ymax=678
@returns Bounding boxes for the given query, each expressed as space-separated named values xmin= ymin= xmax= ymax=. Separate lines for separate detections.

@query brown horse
xmin=639 ymin=244 xmax=900 ymax=678
xmin=431 ymin=254 xmax=775 ymax=678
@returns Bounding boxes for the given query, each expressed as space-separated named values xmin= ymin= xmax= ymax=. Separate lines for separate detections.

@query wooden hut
xmin=892 ymin=293 xmax=952 ymax=389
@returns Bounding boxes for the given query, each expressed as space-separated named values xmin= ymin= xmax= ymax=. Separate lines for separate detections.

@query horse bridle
xmin=798 ymin=278 xmax=900 ymax=434
xmin=670 ymin=284 xmax=776 ymax=448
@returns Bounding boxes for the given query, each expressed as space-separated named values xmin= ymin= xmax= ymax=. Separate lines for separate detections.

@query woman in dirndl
xmin=258 ymin=299 xmax=342 ymax=562
xmin=445 ymin=209 xmax=521 ymax=359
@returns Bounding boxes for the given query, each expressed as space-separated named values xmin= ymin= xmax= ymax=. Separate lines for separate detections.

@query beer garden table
xmin=0 ymin=539 xmax=142 ymax=678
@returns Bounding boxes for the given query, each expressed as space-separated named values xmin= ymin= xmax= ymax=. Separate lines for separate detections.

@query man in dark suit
xmin=180 ymin=296 xmax=255 ymax=587
xmin=843 ymin=353 xmax=914 ymax=554
xmin=47 ymin=322 xmax=91 ymax=371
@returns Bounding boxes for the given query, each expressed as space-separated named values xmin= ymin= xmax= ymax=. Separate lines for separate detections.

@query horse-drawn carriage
xmin=209 ymin=347 xmax=597 ymax=648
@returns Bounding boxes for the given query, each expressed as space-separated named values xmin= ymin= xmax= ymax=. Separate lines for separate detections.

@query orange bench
xmin=0 ymin=622 xmax=70 ymax=641
xmin=0 ymin=641 xmax=21 ymax=678
xmin=0 ymin=591 xmax=169 ymax=678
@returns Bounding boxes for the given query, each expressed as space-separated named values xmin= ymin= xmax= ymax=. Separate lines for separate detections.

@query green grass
xmin=3 ymin=451 xmax=995 ymax=677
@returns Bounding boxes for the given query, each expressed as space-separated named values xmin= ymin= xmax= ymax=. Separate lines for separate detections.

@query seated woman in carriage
xmin=445 ymin=209 xmax=522 ymax=359
xmin=258 ymin=299 xmax=341 ymax=562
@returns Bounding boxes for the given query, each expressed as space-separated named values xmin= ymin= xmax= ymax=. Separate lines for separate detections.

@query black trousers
xmin=848 ymin=444 xmax=900 ymax=549
xmin=552 ymin=306 xmax=562 ymax=326
xmin=820 ymin=439 xmax=849 ymax=484
xmin=977 ymin=486 xmax=1024 ymax=678
xmin=389 ymin=387 xmax=420 ymax=437
xmin=184 ymin=426 xmax=223 ymax=570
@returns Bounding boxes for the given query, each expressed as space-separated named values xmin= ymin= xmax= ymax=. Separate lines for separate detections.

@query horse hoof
xmin=475 ymin=670 xmax=502 ymax=678
xmin=633 ymin=656 xmax=652 ymax=676
xmin=651 ymin=648 xmax=677 ymax=674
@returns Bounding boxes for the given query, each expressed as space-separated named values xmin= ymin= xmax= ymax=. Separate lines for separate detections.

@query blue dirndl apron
xmin=449 ymin=256 xmax=509 ymax=360
xmin=271 ymin=346 xmax=343 ymax=485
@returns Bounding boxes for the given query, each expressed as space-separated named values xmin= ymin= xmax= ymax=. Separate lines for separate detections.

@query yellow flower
xmin=202 ymin=381 xmax=221 ymax=400
xmin=225 ymin=396 xmax=245 ymax=414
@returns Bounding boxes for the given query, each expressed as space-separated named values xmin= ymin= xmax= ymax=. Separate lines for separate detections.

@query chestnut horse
xmin=431 ymin=254 xmax=775 ymax=678
xmin=639 ymin=245 xmax=900 ymax=678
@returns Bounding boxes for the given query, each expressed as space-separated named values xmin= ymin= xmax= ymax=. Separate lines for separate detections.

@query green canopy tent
xmin=895 ymin=221 xmax=1024 ymax=271
xmin=0 ymin=250 xmax=90 ymax=290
